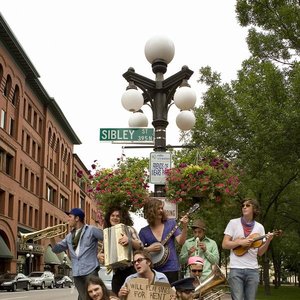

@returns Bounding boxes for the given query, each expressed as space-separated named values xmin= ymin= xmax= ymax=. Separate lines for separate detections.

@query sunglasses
xmin=191 ymin=269 xmax=203 ymax=273
xmin=242 ymin=203 xmax=252 ymax=208
xmin=133 ymin=257 xmax=147 ymax=264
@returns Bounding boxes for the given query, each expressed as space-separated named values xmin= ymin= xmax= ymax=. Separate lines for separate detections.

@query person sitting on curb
xmin=118 ymin=249 xmax=169 ymax=298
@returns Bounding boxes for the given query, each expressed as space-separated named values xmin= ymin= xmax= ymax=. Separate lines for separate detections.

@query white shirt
xmin=224 ymin=217 xmax=265 ymax=269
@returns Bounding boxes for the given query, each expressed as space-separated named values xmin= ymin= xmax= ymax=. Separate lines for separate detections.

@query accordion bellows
xmin=103 ymin=223 xmax=133 ymax=269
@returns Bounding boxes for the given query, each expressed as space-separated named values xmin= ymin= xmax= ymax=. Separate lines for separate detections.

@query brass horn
xmin=19 ymin=223 xmax=68 ymax=243
xmin=194 ymin=265 xmax=227 ymax=300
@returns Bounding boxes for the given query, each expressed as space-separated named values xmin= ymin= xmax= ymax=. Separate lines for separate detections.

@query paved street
xmin=0 ymin=287 xmax=78 ymax=300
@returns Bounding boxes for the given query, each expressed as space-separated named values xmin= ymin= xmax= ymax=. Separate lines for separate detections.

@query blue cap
xmin=171 ymin=277 xmax=195 ymax=291
xmin=66 ymin=208 xmax=85 ymax=220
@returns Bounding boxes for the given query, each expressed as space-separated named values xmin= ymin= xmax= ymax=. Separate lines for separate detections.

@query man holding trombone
xmin=51 ymin=208 xmax=103 ymax=300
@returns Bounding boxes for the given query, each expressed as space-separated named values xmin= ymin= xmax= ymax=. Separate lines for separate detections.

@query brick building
xmin=0 ymin=13 xmax=99 ymax=275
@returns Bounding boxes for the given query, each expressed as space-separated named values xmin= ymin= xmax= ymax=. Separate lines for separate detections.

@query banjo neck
xmin=160 ymin=203 xmax=200 ymax=246
xmin=161 ymin=222 xmax=181 ymax=246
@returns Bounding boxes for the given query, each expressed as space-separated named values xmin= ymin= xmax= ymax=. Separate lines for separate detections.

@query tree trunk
xmin=263 ymin=254 xmax=271 ymax=295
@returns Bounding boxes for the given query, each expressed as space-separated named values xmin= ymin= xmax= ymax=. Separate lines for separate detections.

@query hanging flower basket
xmin=76 ymin=157 xmax=150 ymax=212
xmin=165 ymin=158 xmax=239 ymax=204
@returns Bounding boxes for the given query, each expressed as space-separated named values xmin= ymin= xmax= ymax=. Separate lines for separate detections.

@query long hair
xmin=86 ymin=275 xmax=110 ymax=300
xmin=143 ymin=197 xmax=167 ymax=226
xmin=241 ymin=198 xmax=260 ymax=219
xmin=104 ymin=204 xmax=133 ymax=228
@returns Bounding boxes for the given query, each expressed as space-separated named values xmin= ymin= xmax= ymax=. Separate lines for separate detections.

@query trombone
xmin=19 ymin=223 xmax=68 ymax=244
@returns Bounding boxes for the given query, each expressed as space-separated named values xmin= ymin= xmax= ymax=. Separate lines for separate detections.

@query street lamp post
xmin=121 ymin=36 xmax=196 ymax=197
xmin=26 ymin=245 xmax=34 ymax=275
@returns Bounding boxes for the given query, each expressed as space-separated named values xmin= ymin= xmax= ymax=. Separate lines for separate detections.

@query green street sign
xmin=99 ymin=128 xmax=154 ymax=143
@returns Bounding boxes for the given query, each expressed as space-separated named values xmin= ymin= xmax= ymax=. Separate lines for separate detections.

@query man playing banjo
xmin=139 ymin=197 xmax=189 ymax=283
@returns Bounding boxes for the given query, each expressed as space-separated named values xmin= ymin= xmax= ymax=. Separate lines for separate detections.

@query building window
xmin=3 ymin=75 xmax=12 ymax=98
xmin=29 ymin=206 xmax=33 ymax=227
xmin=6 ymin=153 xmax=13 ymax=176
xmin=18 ymin=200 xmax=21 ymax=222
xmin=12 ymin=85 xmax=20 ymax=106
xmin=36 ymin=176 xmax=40 ymax=196
xmin=30 ymin=173 xmax=35 ymax=192
xmin=8 ymin=193 xmax=13 ymax=218
xmin=24 ymin=168 xmax=29 ymax=189
xmin=60 ymin=195 xmax=68 ymax=211
xmin=32 ymin=141 xmax=36 ymax=160
xmin=0 ymin=189 xmax=5 ymax=215
xmin=27 ymin=104 xmax=32 ymax=124
xmin=0 ymin=147 xmax=14 ymax=176
xmin=45 ymin=213 xmax=49 ymax=227
xmin=1 ymin=109 xmax=6 ymax=129
xmin=38 ymin=118 xmax=42 ymax=134
xmin=33 ymin=111 xmax=38 ymax=130
xmin=26 ymin=135 xmax=30 ymax=154
xmin=47 ymin=184 xmax=56 ymax=203
xmin=34 ymin=209 xmax=38 ymax=228
xmin=23 ymin=203 xmax=28 ymax=224
xmin=37 ymin=146 xmax=41 ymax=163
xmin=8 ymin=117 xmax=14 ymax=137
xmin=80 ymin=195 xmax=85 ymax=210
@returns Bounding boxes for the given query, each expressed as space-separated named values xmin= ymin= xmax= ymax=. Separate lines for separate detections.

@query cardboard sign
xmin=126 ymin=278 xmax=175 ymax=300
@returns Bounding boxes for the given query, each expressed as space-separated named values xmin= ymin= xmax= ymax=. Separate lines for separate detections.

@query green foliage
xmin=77 ymin=157 xmax=150 ymax=212
xmin=236 ymin=0 xmax=300 ymax=64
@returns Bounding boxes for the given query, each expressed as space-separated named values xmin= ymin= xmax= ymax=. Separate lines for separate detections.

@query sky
xmin=0 ymin=0 xmax=250 ymax=170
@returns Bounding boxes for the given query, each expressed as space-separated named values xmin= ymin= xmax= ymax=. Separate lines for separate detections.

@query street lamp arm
xmin=163 ymin=66 xmax=193 ymax=90
xmin=123 ymin=68 xmax=156 ymax=90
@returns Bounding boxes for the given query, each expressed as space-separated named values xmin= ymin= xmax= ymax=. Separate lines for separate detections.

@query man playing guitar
xmin=139 ymin=197 xmax=189 ymax=284
xmin=222 ymin=198 xmax=274 ymax=300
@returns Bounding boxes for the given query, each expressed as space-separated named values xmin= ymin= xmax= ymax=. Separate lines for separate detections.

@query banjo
xmin=149 ymin=203 xmax=200 ymax=268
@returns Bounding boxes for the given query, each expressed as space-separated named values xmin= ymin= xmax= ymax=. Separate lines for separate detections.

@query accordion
xmin=103 ymin=223 xmax=133 ymax=269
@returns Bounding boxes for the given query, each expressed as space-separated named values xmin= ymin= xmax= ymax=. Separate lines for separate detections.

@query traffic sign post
xmin=99 ymin=128 xmax=154 ymax=143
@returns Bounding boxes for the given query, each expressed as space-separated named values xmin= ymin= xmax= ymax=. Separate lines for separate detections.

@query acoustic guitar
xmin=149 ymin=203 xmax=200 ymax=268
xmin=233 ymin=229 xmax=282 ymax=256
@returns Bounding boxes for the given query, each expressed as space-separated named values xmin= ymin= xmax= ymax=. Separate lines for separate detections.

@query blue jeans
xmin=228 ymin=268 xmax=259 ymax=300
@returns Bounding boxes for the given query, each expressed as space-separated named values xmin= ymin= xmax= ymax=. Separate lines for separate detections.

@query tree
xmin=191 ymin=58 xmax=300 ymax=292
xmin=236 ymin=0 xmax=300 ymax=65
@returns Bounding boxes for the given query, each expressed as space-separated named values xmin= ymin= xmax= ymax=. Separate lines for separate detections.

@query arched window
xmin=12 ymin=84 xmax=20 ymax=106
xmin=0 ymin=65 xmax=3 ymax=87
xmin=48 ymin=128 xmax=52 ymax=145
xmin=3 ymin=75 xmax=12 ymax=98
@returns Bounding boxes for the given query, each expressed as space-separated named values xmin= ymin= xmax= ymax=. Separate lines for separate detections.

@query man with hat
xmin=51 ymin=208 xmax=103 ymax=300
xmin=171 ymin=277 xmax=195 ymax=300
xmin=179 ymin=219 xmax=219 ymax=281
xmin=187 ymin=256 xmax=204 ymax=287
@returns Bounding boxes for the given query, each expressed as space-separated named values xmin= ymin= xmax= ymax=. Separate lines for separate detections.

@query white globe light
xmin=121 ymin=89 xmax=144 ymax=112
xmin=176 ymin=110 xmax=196 ymax=131
xmin=128 ymin=112 xmax=148 ymax=127
xmin=144 ymin=36 xmax=175 ymax=64
xmin=174 ymin=86 xmax=197 ymax=110
xmin=28 ymin=245 xmax=33 ymax=251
